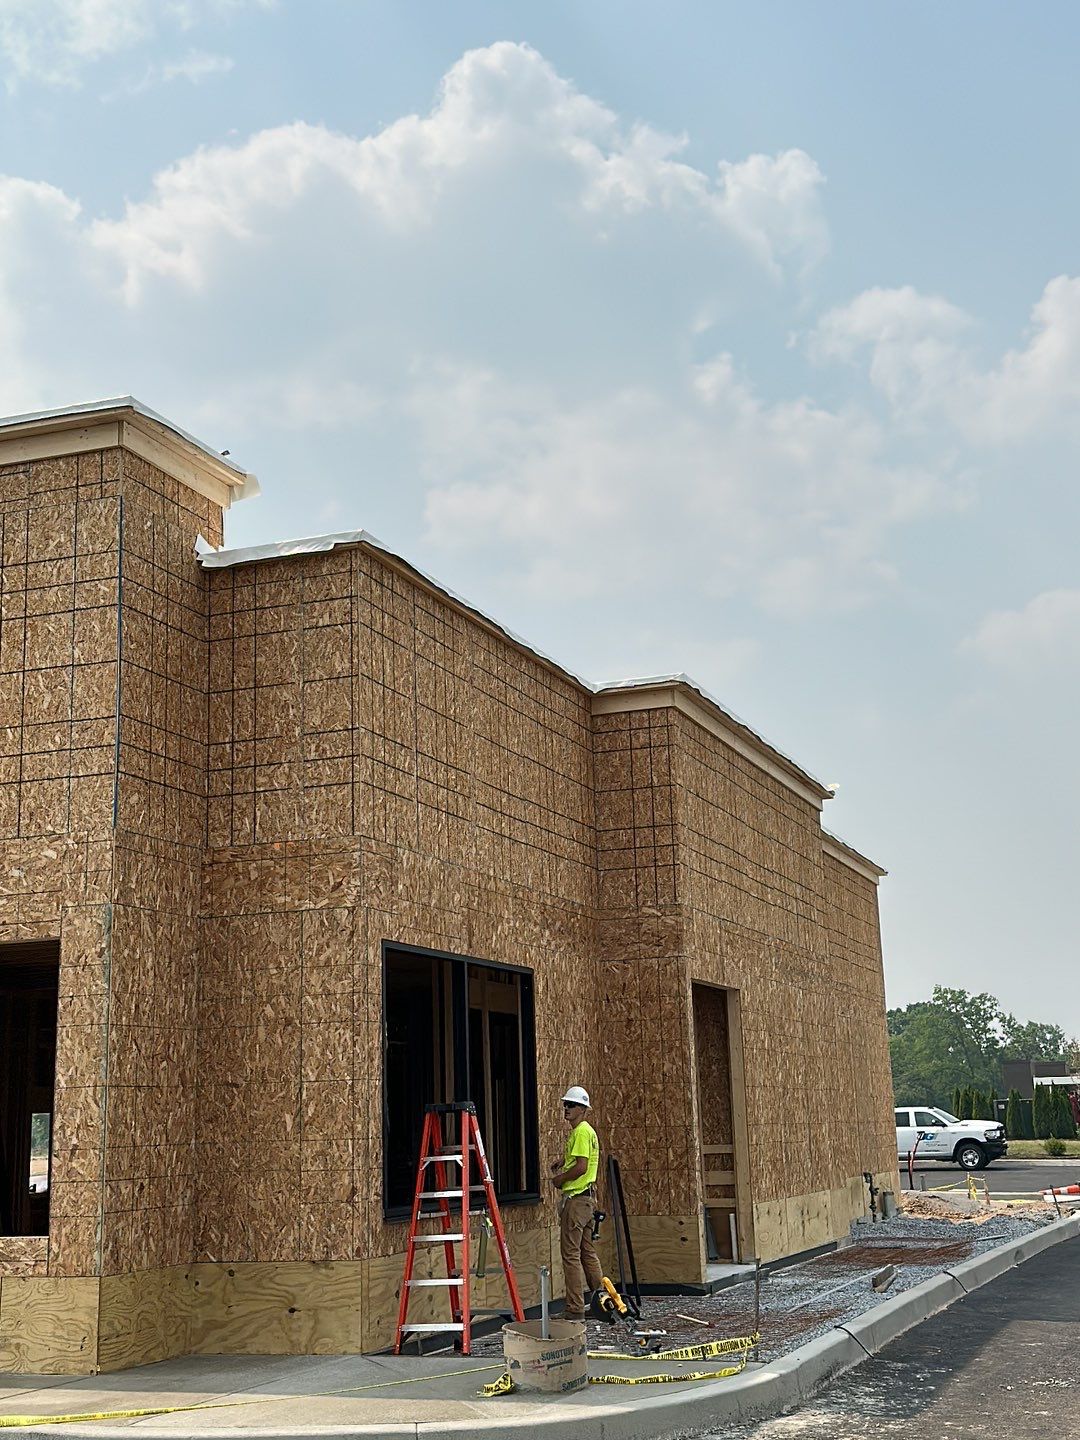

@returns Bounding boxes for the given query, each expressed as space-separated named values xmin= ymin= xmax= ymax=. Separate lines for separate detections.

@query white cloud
xmin=79 ymin=42 xmax=826 ymax=302
xmin=0 ymin=178 xmax=85 ymax=411
xmin=965 ymin=590 xmax=1080 ymax=670
xmin=160 ymin=47 xmax=231 ymax=83
xmin=415 ymin=355 xmax=954 ymax=616
xmin=814 ymin=277 xmax=1080 ymax=443
xmin=0 ymin=41 xmax=946 ymax=626
xmin=0 ymin=0 xmax=266 ymax=86
xmin=812 ymin=285 xmax=971 ymax=415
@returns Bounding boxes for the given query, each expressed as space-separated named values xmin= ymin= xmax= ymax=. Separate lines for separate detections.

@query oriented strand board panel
xmin=0 ymin=1276 xmax=99 ymax=1373
xmin=0 ymin=422 xmax=894 ymax=1371
xmin=0 ymin=1237 xmax=48 ymax=1276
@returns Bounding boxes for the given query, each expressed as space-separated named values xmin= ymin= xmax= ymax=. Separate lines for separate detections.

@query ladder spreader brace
xmin=393 ymin=1102 xmax=525 ymax=1355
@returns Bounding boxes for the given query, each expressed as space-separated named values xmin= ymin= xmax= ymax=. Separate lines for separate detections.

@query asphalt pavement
xmin=693 ymin=1233 xmax=1080 ymax=1439
xmin=905 ymin=1157 xmax=1080 ymax=1194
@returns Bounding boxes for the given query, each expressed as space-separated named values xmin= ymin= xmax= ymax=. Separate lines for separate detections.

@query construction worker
xmin=549 ymin=1084 xmax=602 ymax=1321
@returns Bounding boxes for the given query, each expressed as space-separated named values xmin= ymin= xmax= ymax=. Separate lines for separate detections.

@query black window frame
xmin=381 ymin=940 xmax=540 ymax=1221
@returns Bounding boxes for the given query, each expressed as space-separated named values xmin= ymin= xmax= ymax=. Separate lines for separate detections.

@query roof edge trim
xmin=0 ymin=398 xmax=257 ymax=507
xmin=593 ymin=675 xmax=833 ymax=809
xmin=200 ymin=529 xmax=840 ymax=814
xmin=822 ymin=830 xmax=887 ymax=883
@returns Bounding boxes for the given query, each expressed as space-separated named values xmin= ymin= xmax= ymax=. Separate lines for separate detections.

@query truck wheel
xmin=955 ymin=1142 xmax=986 ymax=1170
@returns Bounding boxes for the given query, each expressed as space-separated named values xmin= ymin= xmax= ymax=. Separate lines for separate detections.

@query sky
xmin=1 ymin=2 xmax=1078 ymax=1033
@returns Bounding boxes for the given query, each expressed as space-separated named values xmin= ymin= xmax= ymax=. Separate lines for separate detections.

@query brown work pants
xmin=559 ymin=1191 xmax=603 ymax=1316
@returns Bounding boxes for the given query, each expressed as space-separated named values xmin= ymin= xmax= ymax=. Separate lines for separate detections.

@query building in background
xmin=0 ymin=400 xmax=896 ymax=1374
xmin=1001 ymin=1060 xmax=1076 ymax=1099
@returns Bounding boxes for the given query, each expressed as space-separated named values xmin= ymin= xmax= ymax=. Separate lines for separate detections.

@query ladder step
xmin=394 ymin=1108 xmax=525 ymax=1357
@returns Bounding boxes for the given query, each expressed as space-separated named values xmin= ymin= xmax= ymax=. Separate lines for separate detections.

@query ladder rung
xmin=413 ymin=1234 xmax=465 ymax=1242
xmin=423 ymin=1153 xmax=464 ymax=1165
xmin=420 ymin=1187 xmax=485 ymax=1198
xmin=407 ymin=1278 xmax=465 ymax=1287
xmin=403 ymin=1323 xmax=464 ymax=1333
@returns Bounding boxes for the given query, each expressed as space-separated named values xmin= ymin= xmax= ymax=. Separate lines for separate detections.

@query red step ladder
xmin=394 ymin=1101 xmax=525 ymax=1355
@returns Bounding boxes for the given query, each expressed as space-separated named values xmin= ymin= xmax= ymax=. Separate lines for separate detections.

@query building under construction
xmin=0 ymin=400 xmax=897 ymax=1374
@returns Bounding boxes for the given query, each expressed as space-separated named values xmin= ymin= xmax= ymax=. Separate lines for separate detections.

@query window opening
xmin=0 ymin=939 xmax=60 ymax=1236
xmin=382 ymin=945 xmax=537 ymax=1215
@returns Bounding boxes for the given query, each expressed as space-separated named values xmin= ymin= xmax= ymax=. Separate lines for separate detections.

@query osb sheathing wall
xmin=0 ymin=433 xmax=894 ymax=1373
xmin=0 ymin=447 xmax=219 ymax=1372
xmin=671 ymin=709 xmax=897 ymax=1262
xmin=196 ymin=547 xmax=599 ymax=1354
xmin=590 ymin=705 xmax=896 ymax=1271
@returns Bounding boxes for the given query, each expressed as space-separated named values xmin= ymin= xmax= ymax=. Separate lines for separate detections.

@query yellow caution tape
xmin=478 ymin=1333 xmax=759 ymax=1395
xmin=0 ymin=1364 xmax=504 ymax=1429
xmin=587 ymin=1331 xmax=759 ymax=1363
xmin=477 ymin=1371 xmax=517 ymax=1398
xmin=589 ymin=1353 xmax=750 ymax=1386
xmin=479 ymin=1347 xmax=752 ymax=1395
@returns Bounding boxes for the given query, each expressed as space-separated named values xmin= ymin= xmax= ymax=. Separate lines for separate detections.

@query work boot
xmin=562 ymin=1310 xmax=587 ymax=1321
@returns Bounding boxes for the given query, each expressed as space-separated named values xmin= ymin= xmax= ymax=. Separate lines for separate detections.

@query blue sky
xmin=2 ymin=2 xmax=1078 ymax=1033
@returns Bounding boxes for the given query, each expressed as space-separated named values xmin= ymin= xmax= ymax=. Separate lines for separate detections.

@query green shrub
xmin=1005 ymin=1089 xmax=1024 ymax=1139
xmin=1033 ymin=1086 xmax=1053 ymax=1138
xmin=1052 ymin=1087 xmax=1077 ymax=1140
xmin=1044 ymin=1138 xmax=1066 ymax=1157
xmin=952 ymin=1086 xmax=963 ymax=1118
xmin=1021 ymin=1095 xmax=1035 ymax=1139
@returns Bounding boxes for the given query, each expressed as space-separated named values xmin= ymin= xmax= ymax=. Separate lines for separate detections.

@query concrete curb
xmin=13 ymin=1213 xmax=1080 ymax=1440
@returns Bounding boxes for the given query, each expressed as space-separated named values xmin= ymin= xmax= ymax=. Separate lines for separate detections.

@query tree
xmin=1005 ymin=1089 xmax=1024 ymax=1139
xmin=1000 ymin=1018 xmax=1068 ymax=1063
xmin=889 ymin=988 xmax=1073 ymax=1110
xmin=1052 ymin=1087 xmax=1076 ymax=1141
xmin=29 ymin=1112 xmax=49 ymax=1157
xmin=1022 ymin=1096 xmax=1035 ymax=1139
xmin=1033 ymin=1085 xmax=1053 ymax=1139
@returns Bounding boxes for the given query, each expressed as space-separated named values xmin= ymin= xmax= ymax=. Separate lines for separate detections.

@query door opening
xmin=0 ymin=939 xmax=60 ymax=1236
xmin=691 ymin=983 xmax=740 ymax=1262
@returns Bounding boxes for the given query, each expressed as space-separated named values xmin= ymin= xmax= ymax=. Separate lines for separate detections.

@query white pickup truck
xmin=895 ymin=1106 xmax=1008 ymax=1170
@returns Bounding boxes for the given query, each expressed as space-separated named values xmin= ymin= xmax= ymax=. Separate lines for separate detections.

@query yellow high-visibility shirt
xmin=561 ymin=1121 xmax=600 ymax=1195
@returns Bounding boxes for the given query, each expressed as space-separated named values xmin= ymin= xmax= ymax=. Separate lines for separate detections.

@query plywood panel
xmin=625 ymin=1214 xmax=704 ymax=1285
xmin=98 ymin=1267 xmax=194 ymax=1372
xmin=190 ymin=1261 xmax=362 ymax=1356
xmin=0 ymin=1276 xmax=99 ymax=1373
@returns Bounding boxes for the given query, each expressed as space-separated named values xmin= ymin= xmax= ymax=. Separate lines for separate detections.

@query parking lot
xmin=905 ymin=1157 xmax=1080 ymax=1195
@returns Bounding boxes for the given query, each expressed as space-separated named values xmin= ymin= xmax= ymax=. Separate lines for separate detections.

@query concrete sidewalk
xmin=3 ymin=1212 xmax=1078 ymax=1440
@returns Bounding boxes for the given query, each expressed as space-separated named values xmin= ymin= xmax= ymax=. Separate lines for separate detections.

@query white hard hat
xmin=561 ymin=1085 xmax=590 ymax=1107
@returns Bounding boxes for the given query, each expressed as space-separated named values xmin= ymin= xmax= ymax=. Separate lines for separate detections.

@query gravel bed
xmin=465 ymin=1208 xmax=1055 ymax=1364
